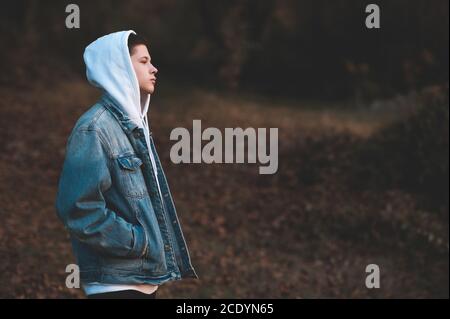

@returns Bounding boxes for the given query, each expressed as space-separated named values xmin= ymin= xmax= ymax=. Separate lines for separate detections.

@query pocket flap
xmin=117 ymin=155 xmax=143 ymax=171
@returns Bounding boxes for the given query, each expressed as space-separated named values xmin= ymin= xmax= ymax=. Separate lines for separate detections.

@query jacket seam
xmin=77 ymin=127 xmax=113 ymax=159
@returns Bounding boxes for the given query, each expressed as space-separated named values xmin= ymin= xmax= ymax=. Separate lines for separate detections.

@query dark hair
xmin=127 ymin=33 xmax=148 ymax=56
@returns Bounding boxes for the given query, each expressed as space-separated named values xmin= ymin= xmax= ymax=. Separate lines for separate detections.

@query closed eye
xmin=140 ymin=57 xmax=151 ymax=64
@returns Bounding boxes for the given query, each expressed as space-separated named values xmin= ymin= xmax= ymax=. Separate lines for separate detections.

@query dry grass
xmin=0 ymin=79 xmax=447 ymax=298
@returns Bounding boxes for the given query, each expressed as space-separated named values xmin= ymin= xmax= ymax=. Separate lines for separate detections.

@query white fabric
xmin=84 ymin=30 xmax=150 ymax=132
xmin=82 ymin=30 xmax=164 ymax=296
xmin=83 ymin=282 xmax=158 ymax=296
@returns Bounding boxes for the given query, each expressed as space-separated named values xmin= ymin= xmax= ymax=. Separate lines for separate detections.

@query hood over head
xmin=83 ymin=30 xmax=151 ymax=132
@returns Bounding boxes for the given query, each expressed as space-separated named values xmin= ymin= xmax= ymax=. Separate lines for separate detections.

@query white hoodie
xmin=83 ymin=30 xmax=160 ymax=191
xmin=84 ymin=30 xmax=150 ymax=138
xmin=82 ymin=30 xmax=160 ymax=295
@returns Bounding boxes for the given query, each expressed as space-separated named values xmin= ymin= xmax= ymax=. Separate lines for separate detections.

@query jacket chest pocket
xmin=116 ymin=154 xmax=148 ymax=198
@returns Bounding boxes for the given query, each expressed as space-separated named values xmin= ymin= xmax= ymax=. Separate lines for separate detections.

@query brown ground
xmin=0 ymin=80 xmax=448 ymax=298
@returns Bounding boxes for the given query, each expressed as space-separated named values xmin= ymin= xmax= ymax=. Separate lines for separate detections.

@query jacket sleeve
xmin=55 ymin=128 xmax=147 ymax=258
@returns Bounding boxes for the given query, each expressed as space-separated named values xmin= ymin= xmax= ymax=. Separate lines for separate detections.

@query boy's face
xmin=130 ymin=44 xmax=158 ymax=95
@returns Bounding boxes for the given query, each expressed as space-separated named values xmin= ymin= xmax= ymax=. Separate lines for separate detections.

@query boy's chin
xmin=141 ymin=86 xmax=155 ymax=95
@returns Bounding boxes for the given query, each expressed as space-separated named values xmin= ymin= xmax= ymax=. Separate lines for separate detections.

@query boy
xmin=56 ymin=30 xmax=198 ymax=299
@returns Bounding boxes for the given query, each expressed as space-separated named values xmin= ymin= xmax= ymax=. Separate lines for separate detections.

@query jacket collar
xmin=101 ymin=93 xmax=140 ymax=134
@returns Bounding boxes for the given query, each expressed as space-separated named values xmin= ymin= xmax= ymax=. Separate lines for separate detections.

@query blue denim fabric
xmin=55 ymin=94 xmax=198 ymax=285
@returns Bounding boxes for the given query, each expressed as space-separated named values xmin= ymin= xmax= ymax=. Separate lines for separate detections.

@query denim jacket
xmin=55 ymin=94 xmax=198 ymax=285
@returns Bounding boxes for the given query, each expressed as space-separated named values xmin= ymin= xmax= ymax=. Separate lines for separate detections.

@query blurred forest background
xmin=0 ymin=0 xmax=448 ymax=298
